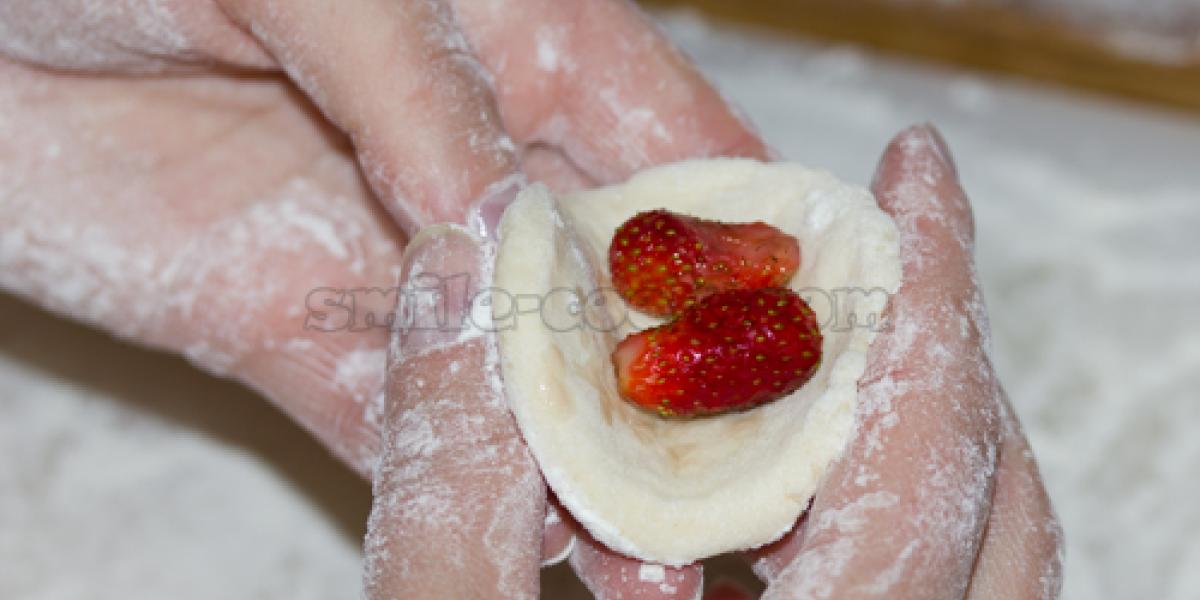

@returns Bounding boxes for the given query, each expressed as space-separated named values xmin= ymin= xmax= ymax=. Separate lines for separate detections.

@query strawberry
xmin=613 ymin=287 xmax=822 ymax=417
xmin=608 ymin=210 xmax=800 ymax=317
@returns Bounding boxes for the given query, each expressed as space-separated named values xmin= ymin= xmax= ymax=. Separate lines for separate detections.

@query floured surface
xmin=495 ymin=161 xmax=900 ymax=564
xmin=0 ymin=294 xmax=367 ymax=600
xmin=1 ymin=10 xmax=1199 ymax=599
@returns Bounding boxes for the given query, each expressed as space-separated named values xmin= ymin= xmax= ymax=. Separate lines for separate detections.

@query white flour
xmin=2 ymin=10 xmax=1199 ymax=599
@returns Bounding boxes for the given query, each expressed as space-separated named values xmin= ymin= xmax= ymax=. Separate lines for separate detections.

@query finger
xmin=450 ymin=0 xmax=769 ymax=184
xmin=520 ymin=143 xmax=598 ymax=195
xmin=569 ymin=529 xmax=704 ymax=600
xmin=541 ymin=497 xmax=577 ymax=567
xmin=0 ymin=0 xmax=275 ymax=72
xmin=965 ymin=395 xmax=1064 ymax=599
xmin=217 ymin=0 xmax=519 ymax=233
xmin=363 ymin=226 xmax=545 ymax=599
xmin=754 ymin=125 xmax=1001 ymax=598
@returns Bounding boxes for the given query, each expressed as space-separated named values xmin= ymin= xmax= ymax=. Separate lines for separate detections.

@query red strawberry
xmin=613 ymin=287 xmax=822 ymax=417
xmin=609 ymin=210 xmax=800 ymax=317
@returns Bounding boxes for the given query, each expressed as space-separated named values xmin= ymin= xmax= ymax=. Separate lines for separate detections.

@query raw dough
xmin=493 ymin=159 xmax=901 ymax=565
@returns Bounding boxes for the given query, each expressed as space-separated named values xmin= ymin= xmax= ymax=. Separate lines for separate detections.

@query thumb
xmin=363 ymin=225 xmax=545 ymax=599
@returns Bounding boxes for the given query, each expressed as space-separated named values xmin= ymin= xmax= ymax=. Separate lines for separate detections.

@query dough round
xmin=493 ymin=159 xmax=901 ymax=565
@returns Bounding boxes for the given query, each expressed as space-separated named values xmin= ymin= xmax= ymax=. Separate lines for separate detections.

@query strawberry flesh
xmin=613 ymin=287 xmax=822 ymax=417
xmin=609 ymin=210 xmax=800 ymax=317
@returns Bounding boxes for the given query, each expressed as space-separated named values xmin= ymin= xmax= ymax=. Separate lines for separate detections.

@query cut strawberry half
xmin=609 ymin=210 xmax=800 ymax=318
xmin=613 ymin=287 xmax=822 ymax=417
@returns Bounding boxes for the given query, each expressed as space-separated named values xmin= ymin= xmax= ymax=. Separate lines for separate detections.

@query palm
xmin=0 ymin=57 xmax=406 ymax=471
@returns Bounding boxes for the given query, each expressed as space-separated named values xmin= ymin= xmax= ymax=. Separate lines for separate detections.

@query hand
xmin=0 ymin=0 xmax=762 ymax=596
xmin=0 ymin=0 xmax=760 ymax=476
xmin=368 ymin=125 xmax=1063 ymax=599
xmin=743 ymin=126 xmax=1063 ymax=599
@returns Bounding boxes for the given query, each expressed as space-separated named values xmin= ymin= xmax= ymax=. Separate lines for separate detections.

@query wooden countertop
xmin=642 ymin=0 xmax=1200 ymax=113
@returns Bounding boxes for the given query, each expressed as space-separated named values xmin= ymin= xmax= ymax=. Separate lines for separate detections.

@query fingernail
xmin=541 ymin=534 xmax=576 ymax=568
xmin=393 ymin=225 xmax=485 ymax=361
xmin=872 ymin=123 xmax=958 ymax=194
xmin=919 ymin=123 xmax=958 ymax=178
xmin=470 ymin=174 xmax=526 ymax=240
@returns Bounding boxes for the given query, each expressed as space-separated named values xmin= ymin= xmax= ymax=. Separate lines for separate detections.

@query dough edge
xmin=495 ymin=159 xmax=901 ymax=565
